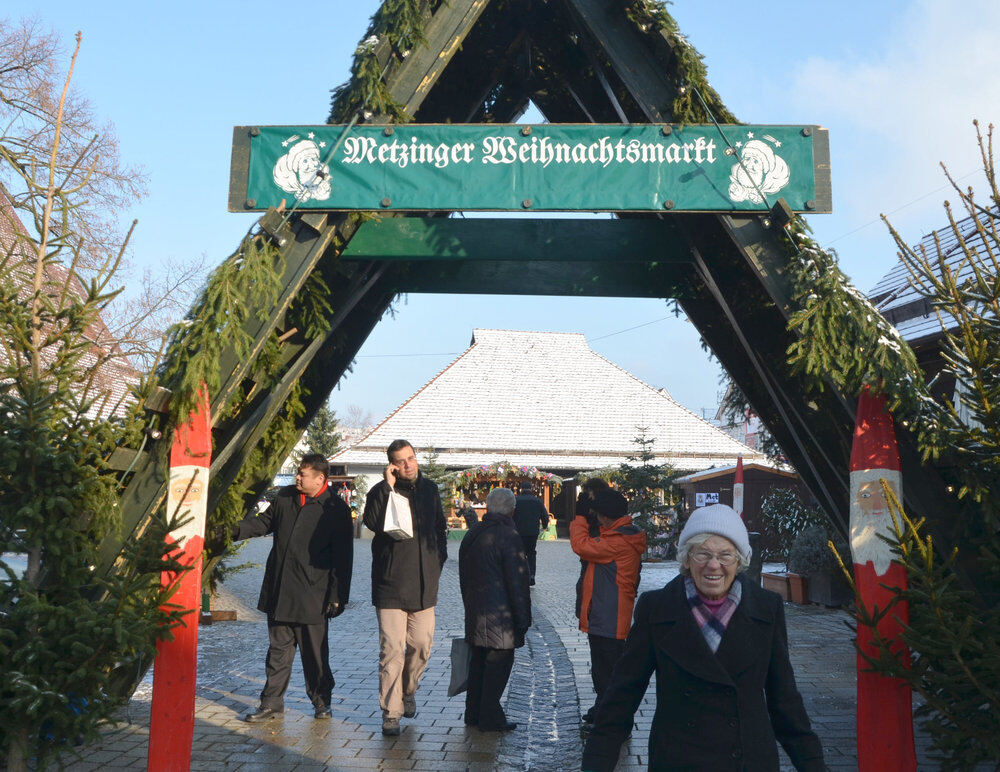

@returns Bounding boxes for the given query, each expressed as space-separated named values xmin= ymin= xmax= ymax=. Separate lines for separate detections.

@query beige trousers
xmin=376 ymin=606 xmax=436 ymax=719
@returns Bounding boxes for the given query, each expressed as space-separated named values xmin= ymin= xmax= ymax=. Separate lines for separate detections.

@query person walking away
xmin=363 ymin=439 xmax=448 ymax=736
xmin=229 ymin=454 xmax=353 ymax=722
xmin=570 ymin=489 xmax=645 ymax=731
xmin=459 ymin=488 xmax=531 ymax=732
xmin=513 ymin=482 xmax=549 ymax=585
xmin=582 ymin=504 xmax=825 ymax=771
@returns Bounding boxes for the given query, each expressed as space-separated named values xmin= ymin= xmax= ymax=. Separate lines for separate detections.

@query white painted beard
xmin=850 ymin=510 xmax=896 ymax=576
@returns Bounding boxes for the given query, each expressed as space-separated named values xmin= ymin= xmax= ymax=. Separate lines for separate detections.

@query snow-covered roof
xmin=333 ymin=328 xmax=766 ymax=474
xmin=868 ymin=207 xmax=997 ymax=344
xmin=674 ymin=461 xmax=795 ymax=484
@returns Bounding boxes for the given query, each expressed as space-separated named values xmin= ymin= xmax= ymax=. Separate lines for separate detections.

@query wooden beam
xmin=388 ymin=0 xmax=494 ymax=116
xmin=341 ymin=217 xmax=692 ymax=263
xmin=387 ymin=257 xmax=691 ymax=298
xmin=562 ymin=0 xmax=676 ymax=122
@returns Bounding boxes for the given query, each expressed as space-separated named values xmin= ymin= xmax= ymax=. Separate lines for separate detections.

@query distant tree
xmin=758 ymin=487 xmax=826 ymax=563
xmin=421 ymin=447 xmax=451 ymax=490
xmin=615 ymin=427 xmax=678 ymax=556
xmin=303 ymin=404 xmax=342 ymax=458
xmin=0 ymin=17 xmax=205 ymax=372
xmin=343 ymin=403 xmax=374 ymax=430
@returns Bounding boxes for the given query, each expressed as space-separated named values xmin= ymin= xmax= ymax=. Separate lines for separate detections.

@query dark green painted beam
xmin=341 ymin=217 xmax=693 ymax=263
xmin=386 ymin=257 xmax=692 ymax=298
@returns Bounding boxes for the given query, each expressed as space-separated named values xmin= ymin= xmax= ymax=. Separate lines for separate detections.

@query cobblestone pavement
xmin=62 ymin=536 xmax=937 ymax=770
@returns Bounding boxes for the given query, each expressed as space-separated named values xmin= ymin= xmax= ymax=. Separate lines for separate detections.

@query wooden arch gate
xmin=99 ymin=0 xmax=962 ymax=608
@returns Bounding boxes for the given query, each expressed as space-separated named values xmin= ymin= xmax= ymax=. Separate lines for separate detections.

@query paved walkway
xmin=61 ymin=537 xmax=936 ymax=770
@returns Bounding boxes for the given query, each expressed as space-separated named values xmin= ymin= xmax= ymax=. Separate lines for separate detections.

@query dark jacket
xmin=570 ymin=514 xmax=646 ymax=640
xmin=582 ymin=575 xmax=825 ymax=772
xmin=459 ymin=512 xmax=532 ymax=649
xmin=512 ymin=493 xmax=549 ymax=541
xmin=235 ymin=485 xmax=353 ymax=624
xmin=363 ymin=474 xmax=447 ymax=610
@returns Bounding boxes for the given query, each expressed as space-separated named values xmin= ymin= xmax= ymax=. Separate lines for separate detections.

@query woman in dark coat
xmin=458 ymin=487 xmax=531 ymax=731
xmin=582 ymin=504 xmax=825 ymax=771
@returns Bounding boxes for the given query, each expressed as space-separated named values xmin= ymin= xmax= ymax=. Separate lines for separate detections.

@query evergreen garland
xmin=159 ymin=234 xmax=283 ymax=420
xmin=622 ymin=0 xmax=738 ymax=124
xmin=328 ymin=0 xmax=438 ymax=124
xmin=782 ymin=222 xmax=925 ymax=414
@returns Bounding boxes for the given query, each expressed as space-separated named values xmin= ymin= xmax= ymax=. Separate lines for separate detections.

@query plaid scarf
xmin=684 ymin=577 xmax=742 ymax=654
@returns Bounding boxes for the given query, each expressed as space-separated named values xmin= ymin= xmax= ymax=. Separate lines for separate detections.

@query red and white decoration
xmin=849 ymin=386 xmax=916 ymax=771
xmin=732 ymin=454 xmax=745 ymax=519
xmin=148 ymin=386 xmax=211 ymax=772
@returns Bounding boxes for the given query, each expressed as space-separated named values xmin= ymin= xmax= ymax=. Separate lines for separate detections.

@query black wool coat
xmin=582 ymin=574 xmax=825 ymax=772
xmin=512 ymin=494 xmax=549 ymax=541
xmin=235 ymin=485 xmax=353 ymax=625
xmin=458 ymin=512 xmax=532 ymax=650
xmin=362 ymin=474 xmax=447 ymax=610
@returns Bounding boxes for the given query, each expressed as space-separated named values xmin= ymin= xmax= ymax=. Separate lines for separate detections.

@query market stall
xmin=448 ymin=462 xmax=562 ymax=530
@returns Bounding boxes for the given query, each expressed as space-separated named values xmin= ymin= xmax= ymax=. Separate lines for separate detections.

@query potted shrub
xmin=788 ymin=525 xmax=853 ymax=607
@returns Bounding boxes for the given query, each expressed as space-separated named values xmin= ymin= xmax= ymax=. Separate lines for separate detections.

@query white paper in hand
xmin=384 ymin=490 xmax=414 ymax=540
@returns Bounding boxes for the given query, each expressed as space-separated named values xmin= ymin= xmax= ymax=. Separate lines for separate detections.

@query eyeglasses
xmin=689 ymin=550 xmax=739 ymax=566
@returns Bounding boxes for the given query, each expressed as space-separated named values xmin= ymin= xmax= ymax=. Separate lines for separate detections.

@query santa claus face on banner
xmin=167 ymin=467 xmax=208 ymax=547
xmin=849 ymin=468 xmax=902 ymax=576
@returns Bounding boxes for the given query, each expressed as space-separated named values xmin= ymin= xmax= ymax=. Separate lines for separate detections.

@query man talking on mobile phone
xmin=362 ymin=439 xmax=448 ymax=736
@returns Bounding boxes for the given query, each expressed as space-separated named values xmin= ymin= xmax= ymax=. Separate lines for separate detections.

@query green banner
xmin=231 ymin=123 xmax=830 ymax=213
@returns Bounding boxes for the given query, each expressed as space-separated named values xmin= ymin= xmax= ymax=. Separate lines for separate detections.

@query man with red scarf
xmin=232 ymin=453 xmax=354 ymax=722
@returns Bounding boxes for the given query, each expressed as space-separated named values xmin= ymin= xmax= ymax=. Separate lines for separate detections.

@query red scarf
xmin=300 ymin=481 xmax=328 ymax=508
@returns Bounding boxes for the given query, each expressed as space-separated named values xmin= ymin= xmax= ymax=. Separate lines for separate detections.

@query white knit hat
xmin=678 ymin=504 xmax=752 ymax=561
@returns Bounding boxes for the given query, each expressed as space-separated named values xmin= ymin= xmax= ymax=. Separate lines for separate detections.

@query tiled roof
xmin=868 ymin=207 xmax=996 ymax=344
xmin=333 ymin=328 xmax=767 ymax=474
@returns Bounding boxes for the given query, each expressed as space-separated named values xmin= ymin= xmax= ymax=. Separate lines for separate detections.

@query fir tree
xmin=616 ymin=427 xmax=678 ymax=556
xmin=0 ymin=34 xmax=181 ymax=770
xmin=304 ymin=403 xmax=342 ymax=459
xmin=847 ymin=120 xmax=1000 ymax=768
xmin=421 ymin=447 xmax=452 ymax=491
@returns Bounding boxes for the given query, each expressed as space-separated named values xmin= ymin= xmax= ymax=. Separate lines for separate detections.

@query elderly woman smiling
xmin=582 ymin=504 xmax=826 ymax=771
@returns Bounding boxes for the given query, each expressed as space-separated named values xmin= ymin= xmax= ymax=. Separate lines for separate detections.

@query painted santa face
xmin=170 ymin=473 xmax=205 ymax=506
xmin=850 ymin=469 xmax=902 ymax=576
xmin=857 ymin=479 xmax=890 ymax=517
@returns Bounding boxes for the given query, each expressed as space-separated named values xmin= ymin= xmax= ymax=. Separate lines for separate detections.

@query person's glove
xmin=204 ymin=525 xmax=232 ymax=554
xmin=324 ymin=601 xmax=345 ymax=619
xmin=514 ymin=630 xmax=526 ymax=648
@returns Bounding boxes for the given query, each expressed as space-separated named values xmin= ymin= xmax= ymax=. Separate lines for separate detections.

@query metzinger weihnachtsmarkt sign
xmin=230 ymin=123 xmax=830 ymax=213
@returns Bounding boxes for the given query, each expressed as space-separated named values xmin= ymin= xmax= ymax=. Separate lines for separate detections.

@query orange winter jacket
xmin=570 ymin=514 xmax=646 ymax=640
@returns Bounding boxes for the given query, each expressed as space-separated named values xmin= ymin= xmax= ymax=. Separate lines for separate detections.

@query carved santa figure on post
xmin=849 ymin=386 xmax=916 ymax=771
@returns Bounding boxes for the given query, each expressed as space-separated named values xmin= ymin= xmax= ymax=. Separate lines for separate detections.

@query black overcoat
xmin=362 ymin=474 xmax=447 ymax=610
xmin=458 ymin=512 xmax=532 ymax=649
xmin=512 ymin=493 xmax=549 ymax=540
xmin=235 ymin=485 xmax=353 ymax=624
xmin=582 ymin=574 xmax=825 ymax=772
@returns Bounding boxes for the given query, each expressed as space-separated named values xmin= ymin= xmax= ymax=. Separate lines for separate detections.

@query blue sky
xmin=8 ymin=0 xmax=999 ymax=424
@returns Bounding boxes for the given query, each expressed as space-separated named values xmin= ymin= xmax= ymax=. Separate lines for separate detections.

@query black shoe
xmin=314 ymin=705 xmax=332 ymax=719
xmin=480 ymin=721 xmax=517 ymax=732
xmin=244 ymin=706 xmax=282 ymax=722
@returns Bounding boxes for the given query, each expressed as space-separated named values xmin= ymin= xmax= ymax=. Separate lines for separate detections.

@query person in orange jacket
xmin=570 ymin=489 xmax=646 ymax=730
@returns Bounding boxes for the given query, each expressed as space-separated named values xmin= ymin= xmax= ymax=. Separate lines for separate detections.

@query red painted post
xmin=148 ymin=385 xmax=211 ymax=772
xmin=732 ymin=454 xmax=744 ymax=519
xmin=849 ymin=386 xmax=916 ymax=771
